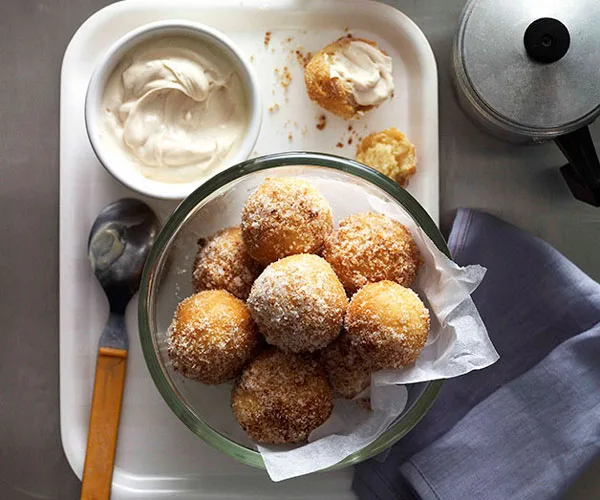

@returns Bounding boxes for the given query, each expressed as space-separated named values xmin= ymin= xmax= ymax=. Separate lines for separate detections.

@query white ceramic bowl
xmin=85 ymin=20 xmax=262 ymax=200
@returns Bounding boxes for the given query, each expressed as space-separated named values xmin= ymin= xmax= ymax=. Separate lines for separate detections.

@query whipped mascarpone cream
xmin=329 ymin=41 xmax=394 ymax=107
xmin=100 ymin=36 xmax=248 ymax=183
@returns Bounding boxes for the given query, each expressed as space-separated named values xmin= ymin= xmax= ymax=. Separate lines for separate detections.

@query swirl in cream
xmin=329 ymin=41 xmax=394 ymax=107
xmin=100 ymin=37 xmax=247 ymax=183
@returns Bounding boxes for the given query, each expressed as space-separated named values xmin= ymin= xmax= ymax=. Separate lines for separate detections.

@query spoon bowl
xmin=88 ymin=198 xmax=159 ymax=313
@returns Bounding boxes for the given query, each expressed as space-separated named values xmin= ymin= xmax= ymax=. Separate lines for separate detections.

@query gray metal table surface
xmin=0 ymin=0 xmax=598 ymax=498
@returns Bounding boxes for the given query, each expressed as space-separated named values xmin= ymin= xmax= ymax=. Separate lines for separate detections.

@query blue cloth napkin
xmin=353 ymin=208 xmax=600 ymax=500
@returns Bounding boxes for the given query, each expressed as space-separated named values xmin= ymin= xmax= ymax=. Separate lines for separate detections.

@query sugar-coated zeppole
xmin=231 ymin=349 xmax=333 ymax=444
xmin=345 ymin=281 xmax=429 ymax=370
xmin=322 ymin=212 xmax=420 ymax=294
xmin=320 ymin=329 xmax=372 ymax=399
xmin=167 ymin=290 xmax=262 ymax=384
xmin=192 ymin=226 xmax=262 ymax=300
xmin=247 ymin=254 xmax=347 ymax=353
xmin=241 ymin=177 xmax=333 ymax=266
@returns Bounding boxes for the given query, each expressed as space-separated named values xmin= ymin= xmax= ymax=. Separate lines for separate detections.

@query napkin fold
xmin=354 ymin=208 xmax=600 ymax=500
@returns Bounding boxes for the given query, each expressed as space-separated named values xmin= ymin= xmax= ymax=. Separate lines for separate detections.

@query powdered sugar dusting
xmin=167 ymin=290 xmax=262 ymax=384
xmin=241 ymin=177 xmax=333 ymax=265
xmin=247 ymin=254 xmax=347 ymax=352
xmin=192 ymin=226 xmax=262 ymax=300
xmin=345 ymin=281 xmax=429 ymax=369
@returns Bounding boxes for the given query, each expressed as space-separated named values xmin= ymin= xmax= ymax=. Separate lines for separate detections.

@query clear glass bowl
xmin=138 ymin=152 xmax=446 ymax=470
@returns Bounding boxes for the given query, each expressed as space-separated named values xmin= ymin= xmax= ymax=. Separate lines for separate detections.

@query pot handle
xmin=556 ymin=125 xmax=600 ymax=206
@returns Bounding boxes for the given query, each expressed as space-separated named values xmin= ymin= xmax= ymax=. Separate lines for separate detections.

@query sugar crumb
xmin=316 ymin=114 xmax=327 ymax=131
xmin=274 ymin=66 xmax=292 ymax=90
xmin=264 ymin=31 xmax=272 ymax=47
xmin=294 ymin=48 xmax=313 ymax=68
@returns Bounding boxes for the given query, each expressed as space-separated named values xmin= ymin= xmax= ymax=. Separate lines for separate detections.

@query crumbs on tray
xmin=264 ymin=31 xmax=272 ymax=47
xmin=274 ymin=66 xmax=293 ymax=89
xmin=316 ymin=114 xmax=327 ymax=131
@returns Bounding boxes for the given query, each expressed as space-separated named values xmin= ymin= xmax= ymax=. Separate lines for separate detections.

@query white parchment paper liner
xmin=255 ymin=179 xmax=499 ymax=481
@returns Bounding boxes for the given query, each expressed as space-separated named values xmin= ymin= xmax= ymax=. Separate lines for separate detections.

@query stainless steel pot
xmin=453 ymin=0 xmax=600 ymax=206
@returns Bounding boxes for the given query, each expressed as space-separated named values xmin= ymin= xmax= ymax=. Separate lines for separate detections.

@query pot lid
xmin=457 ymin=0 xmax=600 ymax=132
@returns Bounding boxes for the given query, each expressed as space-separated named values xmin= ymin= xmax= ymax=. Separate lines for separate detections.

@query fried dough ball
xmin=231 ymin=349 xmax=333 ymax=444
xmin=304 ymin=37 xmax=393 ymax=119
xmin=356 ymin=128 xmax=417 ymax=187
xmin=167 ymin=290 xmax=261 ymax=384
xmin=322 ymin=212 xmax=420 ymax=294
xmin=192 ymin=226 xmax=262 ymax=300
xmin=241 ymin=177 xmax=333 ymax=265
xmin=247 ymin=254 xmax=347 ymax=353
xmin=321 ymin=330 xmax=372 ymax=399
xmin=345 ymin=281 xmax=429 ymax=369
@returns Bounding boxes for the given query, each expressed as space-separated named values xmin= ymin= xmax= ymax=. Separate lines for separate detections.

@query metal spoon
xmin=81 ymin=198 xmax=159 ymax=500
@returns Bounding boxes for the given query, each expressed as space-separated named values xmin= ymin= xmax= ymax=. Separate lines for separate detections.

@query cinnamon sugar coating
xmin=192 ymin=226 xmax=262 ymax=300
xmin=167 ymin=290 xmax=262 ymax=384
xmin=345 ymin=281 xmax=429 ymax=369
xmin=241 ymin=177 xmax=333 ymax=266
xmin=231 ymin=349 xmax=333 ymax=444
xmin=247 ymin=254 xmax=347 ymax=353
xmin=322 ymin=212 xmax=420 ymax=294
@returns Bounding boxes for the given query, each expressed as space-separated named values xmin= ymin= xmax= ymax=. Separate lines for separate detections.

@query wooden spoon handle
xmin=80 ymin=347 xmax=128 ymax=500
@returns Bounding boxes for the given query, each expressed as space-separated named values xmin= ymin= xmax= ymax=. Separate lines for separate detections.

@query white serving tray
xmin=59 ymin=0 xmax=438 ymax=497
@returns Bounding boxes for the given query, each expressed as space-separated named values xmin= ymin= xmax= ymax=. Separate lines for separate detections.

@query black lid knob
xmin=524 ymin=18 xmax=570 ymax=64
